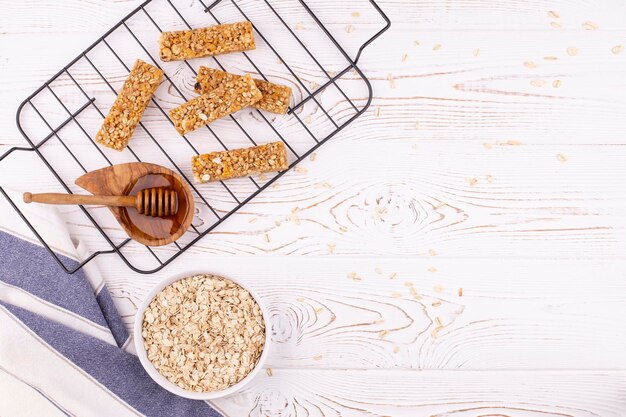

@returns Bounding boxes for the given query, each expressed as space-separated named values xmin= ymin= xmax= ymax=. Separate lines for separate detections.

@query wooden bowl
xmin=75 ymin=162 xmax=194 ymax=246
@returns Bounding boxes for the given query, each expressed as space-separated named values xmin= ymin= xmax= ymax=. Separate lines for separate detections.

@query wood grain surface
xmin=1 ymin=0 xmax=626 ymax=415
xmin=211 ymin=370 xmax=626 ymax=417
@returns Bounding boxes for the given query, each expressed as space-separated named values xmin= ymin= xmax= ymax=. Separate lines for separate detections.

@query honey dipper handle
xmin=23 ymin=192 xmax=136 ymax=208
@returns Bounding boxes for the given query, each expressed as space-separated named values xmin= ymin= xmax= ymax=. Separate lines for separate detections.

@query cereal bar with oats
xmin=169 ymin=74 xmax=262 ymax=135
xmin=159 ymin=21 xmax=255 ymax=62
xmin=192 ymin=141 xmax=288 ymax=183
xmin=95 ymin=59 xmax=163 ymax=151
xmin=195 ymin=67 xmax=291 ymax=114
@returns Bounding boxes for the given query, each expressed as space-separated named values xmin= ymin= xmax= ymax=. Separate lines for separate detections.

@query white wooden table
xmin=2 ymin=0 xmax=626 ymax=415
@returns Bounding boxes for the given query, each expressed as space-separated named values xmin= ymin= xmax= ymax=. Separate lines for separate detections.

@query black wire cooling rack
xmin=0 ymin=0 xmax=390 ymax=274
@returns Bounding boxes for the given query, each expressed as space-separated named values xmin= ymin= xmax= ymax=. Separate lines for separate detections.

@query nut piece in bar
xmin=195 ymin=67 xmax=292 ymax=114
xmin=160 ymin=21 xmax=255 ymax=61
xmin=169 ymin=74 xmax=262 ymax=135
xmin=95 ymin=59 xmax=163 ymax=151
xmin=192 ymin=141 xmax=288 ymax=183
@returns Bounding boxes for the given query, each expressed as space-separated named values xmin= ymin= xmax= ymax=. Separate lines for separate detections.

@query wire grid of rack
xmin=0 ymin=0 xmax=390 ymax=274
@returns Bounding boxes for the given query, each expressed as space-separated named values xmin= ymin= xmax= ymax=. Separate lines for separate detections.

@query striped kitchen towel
xmin=0 ymin=193 xmax=222 ymax=417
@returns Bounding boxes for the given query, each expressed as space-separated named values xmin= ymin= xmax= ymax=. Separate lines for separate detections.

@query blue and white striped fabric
xmin=0 ymin=201 xmax=222 ymax=416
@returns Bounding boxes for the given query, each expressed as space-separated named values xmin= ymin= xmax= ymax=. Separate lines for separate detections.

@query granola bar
xmin=191 ymin=141 xmax=288 ymax=183
xmin=169 ymin=74 xmax=262 ymax=135
xmin=159 ymin=21 xmax=255 ymax=61
xmin=95 ymin=59 xmax=163 ymax=151
xmin=195 ymin=67 xmax=291 ymax=114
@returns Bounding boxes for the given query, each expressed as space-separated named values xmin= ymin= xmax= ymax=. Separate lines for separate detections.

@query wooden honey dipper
xmin=23 ymin=187 xmax=179 ymax=217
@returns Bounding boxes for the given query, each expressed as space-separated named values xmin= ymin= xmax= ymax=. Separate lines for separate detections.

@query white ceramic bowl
xmin=134 ymin=271 xmax=270 ymax=400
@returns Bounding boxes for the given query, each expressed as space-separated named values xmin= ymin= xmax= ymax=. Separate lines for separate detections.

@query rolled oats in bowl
xmin=140 ymin=274 xmax=266 ymax=394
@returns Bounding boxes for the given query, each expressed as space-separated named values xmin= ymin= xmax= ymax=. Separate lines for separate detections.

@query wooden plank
xmin=3 ymin=137 xmax=625 ymax=259
xmin=212 ymin=369 xmax=626 ymax=417
xmin=93 ymin=256 xmax=626 ymax=369
xmin=3 ymin=0 xmax=626 ymax=32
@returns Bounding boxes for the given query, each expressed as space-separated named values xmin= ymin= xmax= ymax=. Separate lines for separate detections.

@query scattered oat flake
xmin=483 ymin=142 xmax=493 ymax=149
xmin=291 ymin=207 xmax=300 ymax=214
xmin=305 ymin=115 xmax=313 ymax=124
xmin=612 ymin=45 xmax=624 ymax=55
xmin=434 ymin=284 xmax=444 ymax=293
xmin=402 ymin=53 xmax=409 ymax=62
xmin=339 ymin=226 xmax=348 ymax=232
xmin=323 ymin=182 xmax=332 ymax=189
xmin=550 ymin=21 xmax=562 ymax=29
xmin=557 ymin=153 xmax=567 ymax=162
xmin=379 ymin=330 xmax=389 ymax=339
xmin=314 ymin=307 xmax=324 ymax=314
xmin=429 ymin=249 xmax=438 ymax=256
xmin=389 ymin=272 xmax=398 ymax=280
xmin=544 ymin=56 xmax=558 ymax=61
xmin=466 ymin=178 xmax=478 ymax=187
xmin=392 ymin=292 xmax=403 ymax=298
xmin=504 ymin=140 xmax=522 ymax=146
xmin=313 ymin=354 xmax=323 ymax=361
xmin=375 ymin=107 xmax=382 ymax=117
xmin=327 ymin=243 xmax=336 ymax=254
xmin=486 ymin=174 xmax=494 ymax=183
xmin=524 ymin=60 xmax=538 ymax=69
xmin=351 ymin=11 xmax=360 ymax=17
xmin=410 ymin=286 xmax=421 ymax=296
xmin=414 ymin=40 xmax=421 ymax=46
xmin=531 ymin=79 xmax=546 ymax=87
xmin=309 ymin=81 xmax=320 ymax=90
xmin=410 ymin=287 xmax=423 ymax=300
xmin=435 ymin=317 xmax=443 ymax=327
xmin=294 ymin=166 xmax=308 ymax=174
xmin=472 ymin=48 xmax=480 ymax=57
xmin=431 ymin=301 xmax=442 ymax=307
xmin=393 ymin=346 xmax=400 ymax=354
xmin=430 ymin=328 xmax=439 ymax=339
xmin=264 ymin=233 xmax=270 ymax=243
xmin=375 ymin=267 xmax=383 ymax=274
xmin=552 ymin=79 xmax=562 ymax=88
xmin=404 ymin=281 xmax=414 ymax=287
xmin=310 ymin=153 xmax=317 ymax=162
xmin=345 ymin=25 xmax=354 ymax=33
xmin=295 ymin=22 xmax=305 ymax=30
xmin=567 ymin=46 xmax=579 ymax=56
xmin=274 ymin=219 xmax=281 ymax=227
xmin=548 ymin=10 xmax=560 ymax=19
xmin=266 ymin=368 xmax=273 ymax=377
xmin=582 ymin=21 xmax=598 ymax=30
xmin=347 ymin=272 xmax=362 ymax=281
xmin=387 ymin=73 xmax=396 ymax=88
xmin=248 ymin=217 xmax=258 ymax=223
xmin=428 ymin=266 xmax=438 ymax=273
xmin=297 ymin=297 xmax=305 ymax=302
xmin=458 ymin=288 xmax=463 ymax=297
xmin=414 ymin=121 xmax=420 ymax=130
xmin=433 ymin=44 xmax=442 ymax=51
